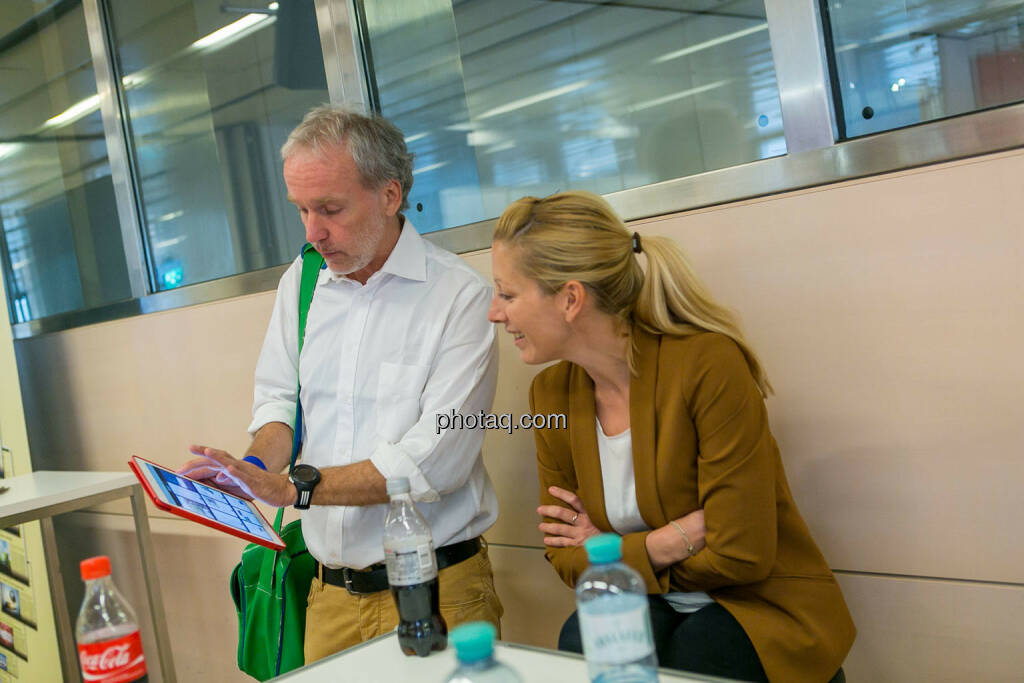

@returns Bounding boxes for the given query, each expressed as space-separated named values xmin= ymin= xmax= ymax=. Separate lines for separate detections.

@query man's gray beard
xmin=328 ymin=253 xmax=371 ymax=275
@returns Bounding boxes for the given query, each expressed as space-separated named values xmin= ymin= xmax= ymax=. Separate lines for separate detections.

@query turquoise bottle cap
xmin=450 ymin=621 xmax=497 ymax=663
xmin=584 ymin=533 xmax=623 ymax=564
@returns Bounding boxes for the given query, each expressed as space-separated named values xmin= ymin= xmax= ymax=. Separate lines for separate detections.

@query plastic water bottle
xmin=75 ymin=555 xmax=148 ymax=682
xmin=444 ymin=621 xmax=522 ymax=682
xmin=383 ymin=477 xmax=447 ymax=656
xmin=577 ymin=534 xmax=657 ymax=683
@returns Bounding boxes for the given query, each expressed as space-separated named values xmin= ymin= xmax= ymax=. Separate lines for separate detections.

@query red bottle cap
xmin=80 ymin=556 xmax=111 ymax=580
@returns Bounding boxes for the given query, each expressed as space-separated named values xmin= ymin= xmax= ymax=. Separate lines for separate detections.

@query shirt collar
xmin=318 ymin=217 xmax=427 ymax=287
xmin=378 ymin=217 xmax=427 ymax=283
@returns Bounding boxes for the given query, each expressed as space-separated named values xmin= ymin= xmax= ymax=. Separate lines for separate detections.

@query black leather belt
xmin=317 ymin=538 xmax=480 ymax=595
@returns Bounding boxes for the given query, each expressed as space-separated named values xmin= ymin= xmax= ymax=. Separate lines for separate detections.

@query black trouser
xmin=558 ymin=596 xmax=845 ymax=683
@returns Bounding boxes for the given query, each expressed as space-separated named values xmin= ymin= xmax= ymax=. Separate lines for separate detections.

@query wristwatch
xmin=288 ymin=464 xmax=321 ymax=510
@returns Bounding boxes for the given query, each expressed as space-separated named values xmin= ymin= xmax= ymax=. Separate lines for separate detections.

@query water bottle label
xmin=579 ymin=603 xmax=654 ymax=664
xmin=77 ymin=630 xmax=147 ymax=682
xmin=385 ymin=543 xmax=437 ymax=585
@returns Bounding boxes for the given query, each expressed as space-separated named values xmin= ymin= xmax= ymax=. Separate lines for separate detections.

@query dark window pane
xmin=823 ymin=0 xmax=1024 ymax=138
xmin=106 ymin=0 xmax=330 ymax=290
xmin=0 ymin=2 xmax=131 ymax=323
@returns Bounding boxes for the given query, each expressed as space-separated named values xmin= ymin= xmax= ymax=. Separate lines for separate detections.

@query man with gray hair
xmin=181 ymin=105 xmax=502 ymax=661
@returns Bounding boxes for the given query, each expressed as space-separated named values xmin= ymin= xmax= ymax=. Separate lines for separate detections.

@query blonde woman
xmin=488 ymin=191 xmax=854 ymax=683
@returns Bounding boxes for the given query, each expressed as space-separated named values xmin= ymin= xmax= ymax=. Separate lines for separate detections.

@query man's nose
xmin=304 ymin=213 xmax=327 ymax=243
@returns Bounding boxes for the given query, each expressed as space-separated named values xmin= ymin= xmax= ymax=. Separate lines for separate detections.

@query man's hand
xmin=179 ymin=445 xmax=296 ymax=508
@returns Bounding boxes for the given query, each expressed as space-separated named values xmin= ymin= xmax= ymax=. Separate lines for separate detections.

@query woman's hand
xmin=537 ymin=486 xmax=603 ymax=547
xmin=645 ymin=508 xmax=706 ymax=571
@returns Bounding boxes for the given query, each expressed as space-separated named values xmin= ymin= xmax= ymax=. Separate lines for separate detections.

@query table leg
xmin=130 ymin=486 xmax=177 ymax=683
xmin=40 ymin=516 xmax=81 ymax=683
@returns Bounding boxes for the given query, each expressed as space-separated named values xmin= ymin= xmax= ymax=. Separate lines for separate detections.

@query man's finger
xmin=199 ymin=449 xmax=237 ymax=468
xmin=180 ymin=465 xmax=220 ymax=480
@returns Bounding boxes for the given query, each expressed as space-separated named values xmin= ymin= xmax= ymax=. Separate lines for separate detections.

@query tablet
xmin=129 ymin=455 xmax=285 ymax=550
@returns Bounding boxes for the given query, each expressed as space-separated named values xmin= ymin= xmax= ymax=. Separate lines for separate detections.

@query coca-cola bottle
xmin=383 ymin=477 xmax=447 ymax=657
xmin=75 ymin=555 xmax=148 ymax=683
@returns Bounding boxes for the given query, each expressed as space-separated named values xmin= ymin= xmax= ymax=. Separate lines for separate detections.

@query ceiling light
xmin=192 ymin=13 xmax=273 ymax=51
xmin=43 ymin=94 xmax=101 ymax=129
xmin=477 ymin=81 xmax=590 ymax=120
xmin=413 ymin=161 xmax=448 ymax=175
xmin=652 ymin=24 xmax=768 ymax=65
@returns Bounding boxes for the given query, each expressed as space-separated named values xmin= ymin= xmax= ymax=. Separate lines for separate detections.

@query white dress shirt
xmin=249 ymin=220 xmax=499 ymax=569
xmin=596 ymin=419 xmax=714 ymax=614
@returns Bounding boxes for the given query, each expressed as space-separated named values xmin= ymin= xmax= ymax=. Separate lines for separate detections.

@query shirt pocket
xmin=376 ymin=361 xmax=431 ymax=443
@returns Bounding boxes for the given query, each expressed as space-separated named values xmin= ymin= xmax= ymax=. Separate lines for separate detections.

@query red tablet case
xmin=129 ymin=455 xmax=285 ymax=550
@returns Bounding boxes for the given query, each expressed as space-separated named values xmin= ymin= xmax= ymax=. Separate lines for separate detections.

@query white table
xmin=272 ymin=632 xmax=734 ymax=682
xmin=0 ymin=471 xmax=176 ymax=683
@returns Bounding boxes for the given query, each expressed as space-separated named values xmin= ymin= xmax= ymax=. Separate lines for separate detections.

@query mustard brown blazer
xmin=528 ymin=329 xmax=855 ymax=683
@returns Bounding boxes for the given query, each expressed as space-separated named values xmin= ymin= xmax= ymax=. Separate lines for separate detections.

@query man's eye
xmin=322 ymin=206 xmax=341 ymax=215
xmin=499 ymin=293 xmax=513 ymax=301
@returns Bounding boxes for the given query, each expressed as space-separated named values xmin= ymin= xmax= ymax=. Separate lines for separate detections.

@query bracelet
xmin=669 ymin=520 xmax=697 ymax=557
xmin=242 ymin=455 xmax=268 ymax=471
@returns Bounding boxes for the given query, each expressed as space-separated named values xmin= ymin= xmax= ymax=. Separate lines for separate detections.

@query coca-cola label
xmin=78 ymin=631 xmax=147 ymax=683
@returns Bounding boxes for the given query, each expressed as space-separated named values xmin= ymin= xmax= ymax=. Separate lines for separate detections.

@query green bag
xmin=230 ymin=244 xmax=323 ymax=680
xmin=230 ymin=513 xmax=313 ymax=679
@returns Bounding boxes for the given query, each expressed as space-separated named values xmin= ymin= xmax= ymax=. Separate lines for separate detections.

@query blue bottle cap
xmin=449 ymin=621 xmax=496 ymax=663
xmin=584 ymin=533 xmax=623 ymax=564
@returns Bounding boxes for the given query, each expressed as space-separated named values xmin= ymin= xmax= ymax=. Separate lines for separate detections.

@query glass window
xmin=822 ymin=0 xmax=1024 ymax=138
xmin=361 ymin=0 xmax=786 ymax=234
xmin=106 ymin=0 xmax=330 ymax=290
xmin=0 ymin=2 xmax=132 ymax=323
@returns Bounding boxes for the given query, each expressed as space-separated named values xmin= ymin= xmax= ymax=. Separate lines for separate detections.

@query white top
xmin=596 ymin=420 xmax=714 ymax=614
xmin=595 ymin=423 xmax=645 ymax=535
xmin=250 ymin=220 xmax=499 ymax=569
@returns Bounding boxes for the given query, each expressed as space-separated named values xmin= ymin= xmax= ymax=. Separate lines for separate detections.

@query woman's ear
xmin=560 ymin=280 xmax=586 ymax=322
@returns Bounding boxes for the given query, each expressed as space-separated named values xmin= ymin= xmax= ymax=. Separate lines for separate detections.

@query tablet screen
xmin=142 ymin=462 xmax=273 ymax=541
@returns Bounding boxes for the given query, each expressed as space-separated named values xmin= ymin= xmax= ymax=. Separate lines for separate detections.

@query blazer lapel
xmin=568 ymin=363 xmax=610 ymax=531
xmin=631 ymin=329 xmax=667 ymax=528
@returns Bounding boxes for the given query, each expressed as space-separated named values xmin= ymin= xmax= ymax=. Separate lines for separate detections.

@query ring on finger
xmin=571 ymin=512 xmax=579 ymax=524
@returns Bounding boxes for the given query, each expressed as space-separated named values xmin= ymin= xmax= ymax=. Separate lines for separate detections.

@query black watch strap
xmin=289 ymin=464 xmax=320 ymax=510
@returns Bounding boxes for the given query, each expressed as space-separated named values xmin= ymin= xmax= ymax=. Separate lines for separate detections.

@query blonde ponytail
xmin=636 ymin=235 xmax=772 ymax=396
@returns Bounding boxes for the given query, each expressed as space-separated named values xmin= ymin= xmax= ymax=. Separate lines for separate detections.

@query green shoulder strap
xmin=297 ymin=243 xmax=323 ymax=356
xmin=271 ymin=244 xmax=324 ymax=534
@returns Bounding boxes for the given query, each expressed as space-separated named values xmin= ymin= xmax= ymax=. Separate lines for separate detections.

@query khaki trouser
xmin=303 ymin=541 xmax=503 ymax=663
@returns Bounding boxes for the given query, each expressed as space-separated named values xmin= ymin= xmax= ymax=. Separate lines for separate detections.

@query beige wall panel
xmin=627 ymin=150 xmax=1024 ymax=583
xmin=836 ymin=572 xmax=1024 ymax=682
xmin=17 ymin=290 xmax=275 ymax=489
xmin=487 ymin=543 xmax=577 ymax=649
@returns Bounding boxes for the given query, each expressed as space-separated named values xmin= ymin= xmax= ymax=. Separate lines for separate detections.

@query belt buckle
xmin=341 ymin=568 xmax=356 ymax=594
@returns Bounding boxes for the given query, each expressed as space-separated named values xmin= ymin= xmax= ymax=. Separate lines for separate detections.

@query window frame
xmin=9 ymin=0 xmax=1024 ymax=339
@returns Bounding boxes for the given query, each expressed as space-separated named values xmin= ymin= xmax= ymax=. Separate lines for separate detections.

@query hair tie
xmin=632 ymin=232 xmax=643 ymax=254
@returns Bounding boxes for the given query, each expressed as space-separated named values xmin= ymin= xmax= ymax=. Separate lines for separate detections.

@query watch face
xmin=291 ymin=465 xmax=320 ymax=485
